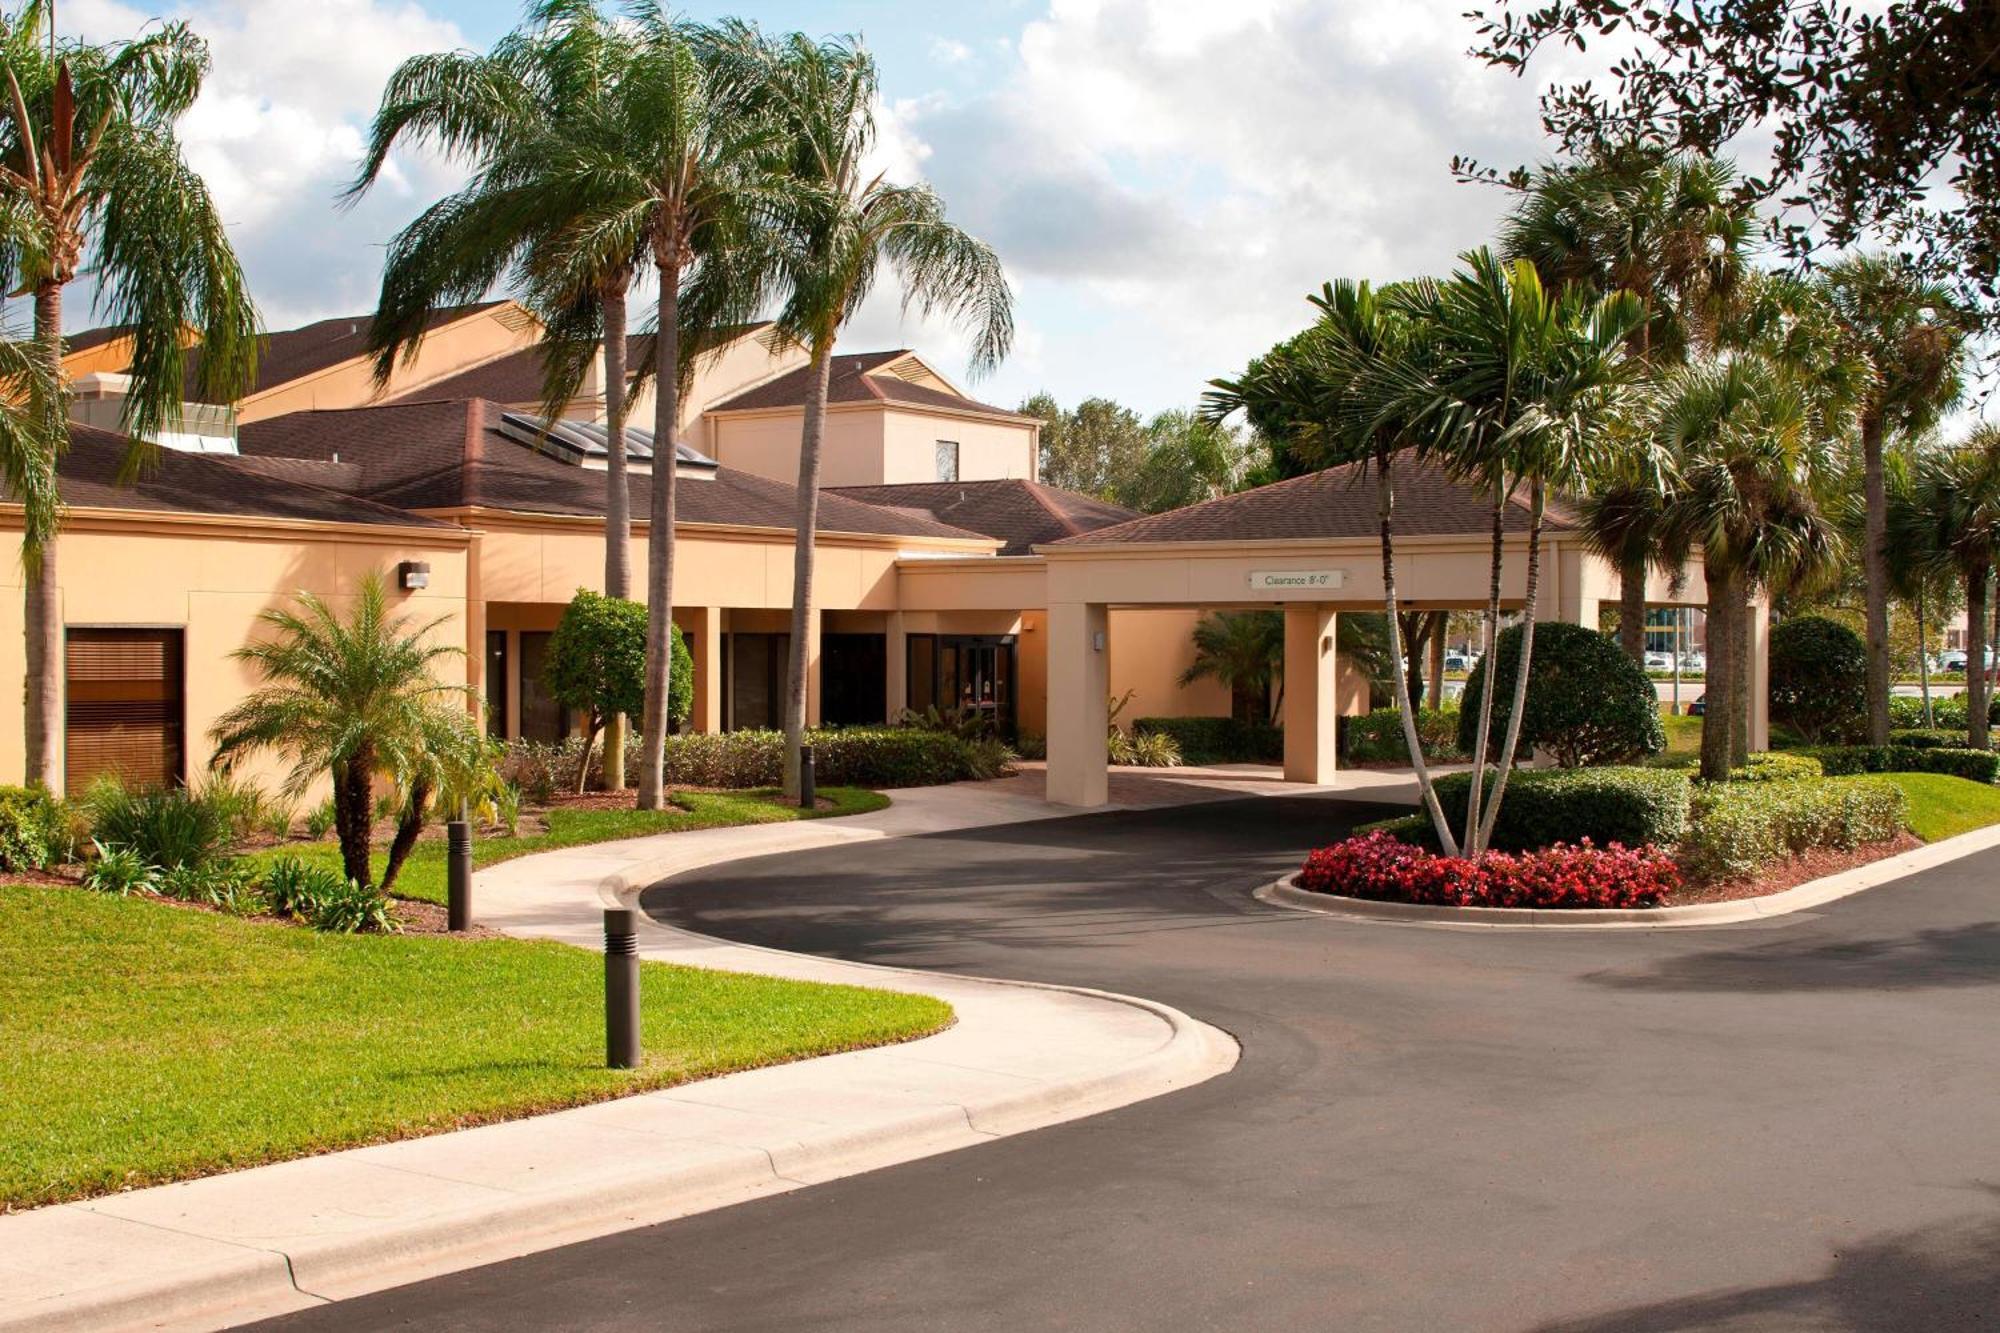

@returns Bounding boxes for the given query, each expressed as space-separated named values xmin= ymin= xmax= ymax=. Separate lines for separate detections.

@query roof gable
xmin=1050 ymin=451 xmax=1578 ymax=548
xmin=827 ymin=479 xmax=1137 ymax=555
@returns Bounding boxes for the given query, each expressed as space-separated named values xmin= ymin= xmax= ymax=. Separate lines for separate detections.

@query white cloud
xmin=927 ymin=36 xmax=973 ymax=66
xmin=884 ymin=0 xmax=1612 ymax=413
xmin=65 ymin=0 xmax=471 ymax=331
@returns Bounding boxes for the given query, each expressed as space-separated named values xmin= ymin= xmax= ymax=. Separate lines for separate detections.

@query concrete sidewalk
xmin=0 ymin=768 xmax=1345 ymax=1332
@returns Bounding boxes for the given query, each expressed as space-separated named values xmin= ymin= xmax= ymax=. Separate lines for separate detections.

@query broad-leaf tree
xmin=0 ymin=1 xmax=258 ymax=788
xmin=1467 ymin=1 xmax=2000 ymax=324
xmin=710 ymin=22 xmax=1012 ymax=802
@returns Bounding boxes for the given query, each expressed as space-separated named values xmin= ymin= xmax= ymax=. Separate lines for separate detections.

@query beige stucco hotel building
xmin=5 ymin=302 xmax=1750 ymax=808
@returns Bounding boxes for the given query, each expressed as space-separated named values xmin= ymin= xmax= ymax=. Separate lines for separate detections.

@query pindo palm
xmin=209 ymin=575 xmax=486 ymax=893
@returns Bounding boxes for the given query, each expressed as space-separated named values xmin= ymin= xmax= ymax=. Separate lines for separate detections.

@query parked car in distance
xmin=1443 ymin=652 xmax=1474 ymax=673
xmin=1687 ymin=694 xmax=1705 ymax=716
xmin=1679 ymin=651 xmax=1706 ymax=672
xmin=1644 ymin=651 xmax=1674 ymax=671
xmin=1940 ymin=650 xmax=1969 ymax=674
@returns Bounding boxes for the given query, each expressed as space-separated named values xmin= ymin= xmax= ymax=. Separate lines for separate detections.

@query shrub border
xmin=1255 ymin=816 xmax=2000 ymax=930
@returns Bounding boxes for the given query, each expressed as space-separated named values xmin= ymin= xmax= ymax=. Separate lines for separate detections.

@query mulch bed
xmin=1666 ymin=831 xmax=1925 ymax=906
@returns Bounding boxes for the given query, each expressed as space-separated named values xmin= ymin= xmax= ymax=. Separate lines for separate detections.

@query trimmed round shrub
xmin=1768 ymin=616 xmax=1868 ymax=743
xmin=1458 ymin=622 xmax=1665 ymax=767
xmin=1428 ymin=765 xmax=1692 ymax=851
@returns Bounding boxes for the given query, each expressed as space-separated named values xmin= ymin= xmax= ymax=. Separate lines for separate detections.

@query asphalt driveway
xmin=248 ymin=794 xmax=2000 ymax=1331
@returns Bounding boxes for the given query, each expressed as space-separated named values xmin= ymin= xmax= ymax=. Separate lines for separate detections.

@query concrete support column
xmin=692 ymin=605 xmax=723 ymax=735
xmin=1283 ymin=604 xmax=1339 ymax=784
xmin=1747 ymin=593 xmax=1770 ymax=752
xmin=1046 ymin=601 xmax=1109 ymax=807
xmin=1555 ymin=546 xmax=1598 ymax=630
xmin=802 ymin=607 xmax=823 ymax=728
xmin=885 ymin=612 xmax=908 ymax=722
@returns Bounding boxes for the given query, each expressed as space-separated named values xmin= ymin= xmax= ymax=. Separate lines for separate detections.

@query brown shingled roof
xmin=710 ymin=350 xmax=1023 ymax=419
xmin=235 ymin=398 xmax=994 ymax=544
xmin=43 ymin=423 xmax=453 ymax=529
xmin=173 ymin=301 xmax=509 ymax=403
xmin=828 ymin=479 xmax=1137 ymax=555
xmin=1049 ymin=451 xmax=1578 ymax=548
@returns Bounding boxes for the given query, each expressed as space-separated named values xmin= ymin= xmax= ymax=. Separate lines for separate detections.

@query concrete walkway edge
xmin=1256 ymin=819 xmax=2000 ymax=929
xmin=1 ymin=781 xmax=1243 ymax=1333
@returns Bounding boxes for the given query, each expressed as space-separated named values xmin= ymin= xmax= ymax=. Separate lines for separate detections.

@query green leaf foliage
xmin=541 ymin=590 xmax=650 ymax=726
xmin=1428 ymin=766 xmax=1692 ymax=852
xmin=1804 ymin=745 xmax=2000 ymax=785
xmin=1131 ymin=717 xmax=1283 ymax=765
xmin=0 ymin=784 xmax=73 ymax=872
xmin=1457 ymin=622 xmax=1666 ymax=767
xmin=1768 ymin=616 xmax=1869 ymax=743
xmin=1679 ymin=777 xmax=1907 ymax=883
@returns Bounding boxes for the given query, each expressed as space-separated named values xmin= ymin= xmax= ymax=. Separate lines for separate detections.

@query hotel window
xmin=935 ymin=439 xmax=959 ymax=482
xmin=66 ymin=628 xmax=185 ymax=793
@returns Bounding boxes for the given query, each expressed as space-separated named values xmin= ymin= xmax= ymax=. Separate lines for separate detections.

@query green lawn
xmin=1867 ymin=772 xmax=2000 ymax=843
xmin=243 ymin=787 xmax=889 ymax=904
xmin=1659 ymin=710 xmax=1703 ymax=754
xmin=0 ymin=883 xmax=949 ymax=1210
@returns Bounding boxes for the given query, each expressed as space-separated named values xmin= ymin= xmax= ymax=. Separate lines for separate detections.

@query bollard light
xmin=799 ymin=743 xmax=816 ymax=811
xmin=446 ymin=819 xmax=472 ymax=932
xmin=604 ymin=907 xmax=640 ymax=1069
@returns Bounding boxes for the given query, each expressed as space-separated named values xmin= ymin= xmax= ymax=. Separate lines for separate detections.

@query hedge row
xmin=0 ymin=785 xmax=72 ymax=872
xmin=621 ymin=727 xmax=1016 ymax=790
xmin=1679 ymin=777 xmax=1907 ymax=882
xmin=1341 ymin=708 xmax=1465 ymax=764
xmin=1888 ymin=728 xmax=1987 ymax=751
xmin=1802 ymin=745 xmax=2000 ymax=784
xmin=1889 ymin=695 xmax=2000 ymax=730
xmin=1425 ymin=766 xmax=1693 ymax=852
xmin=1132 ymin=716 xmax=1282 ymax=765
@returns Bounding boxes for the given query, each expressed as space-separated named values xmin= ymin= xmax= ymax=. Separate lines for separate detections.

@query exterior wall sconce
xmin=1092 ymin=630 xmax=1106 ymax=652
xmin=398 ymin=560 xmax=431 ymax=592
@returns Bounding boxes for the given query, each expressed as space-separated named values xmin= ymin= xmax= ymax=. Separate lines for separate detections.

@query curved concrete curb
xmin=1 ymin=794 xmax=1237 ymax=1333
xmin=1256 ymin=819 xmax=2000 ymax=930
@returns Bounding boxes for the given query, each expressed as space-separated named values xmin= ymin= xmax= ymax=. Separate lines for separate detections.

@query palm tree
xmin=0 ymin=2 xmax=258 ymax=788
xmin=707 ymin=23 xmax=1013 ymax=802
xmin=209 ymin=575 xmax=486 ymax=892
xmin=1180 ymin=611 xmax=1284 ymax=723
xmin=1383 ymin=251 xmax=1645 ymax=856
xmin=1903 ymin=432 xmax=2000 ymax=750
xmin=1207 ymin=279 xmax=1465 ymax=853
xmin=523 ymin=7 xmax=794 ymax=810
xmin=1817 ymin=255 xmax=1972 ymax=745
xmin=1503 ymin=145 xmax=1752 ymax=660
xmin=348 ymin=0 xmax=642 ymax=790
xmin=1657 ymin=356 xmax=1843 ymax=778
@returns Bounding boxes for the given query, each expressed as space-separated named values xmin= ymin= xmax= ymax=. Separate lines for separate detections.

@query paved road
xmin=250 ymin=796 xmax=2000 ymax=1332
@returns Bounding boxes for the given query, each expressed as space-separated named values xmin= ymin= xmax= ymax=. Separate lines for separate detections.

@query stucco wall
xmin=879 ymin=408 xmax=1035 ymax=483
xmin=706 ymin=409 xmax=891 ymax=487
xmin=0 ymin=515 xmax=472 ymax=797
xmin=1108 ymin=609 xmax=1233 ymax=724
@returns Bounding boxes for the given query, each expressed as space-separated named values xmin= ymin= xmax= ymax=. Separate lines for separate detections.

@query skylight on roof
xmin=495 ymin=412 xmax=718 ymax=473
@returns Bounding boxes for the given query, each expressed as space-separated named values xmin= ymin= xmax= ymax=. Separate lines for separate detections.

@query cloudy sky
xmin=58 ymin=0 xmax=1611 ymax=416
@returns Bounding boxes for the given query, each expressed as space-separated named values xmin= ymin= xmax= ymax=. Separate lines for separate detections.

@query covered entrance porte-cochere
xmin=1034 ymin=459 xmax=1737 ymax=809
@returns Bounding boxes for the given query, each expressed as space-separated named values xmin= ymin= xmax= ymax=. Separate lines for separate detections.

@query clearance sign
xmin=1247 ymin=569 xmax=1346 ymax=594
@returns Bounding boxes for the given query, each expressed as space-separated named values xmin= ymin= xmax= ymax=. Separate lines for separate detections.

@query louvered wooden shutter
xmin=65 ymin=629 xmax=185 ymax=793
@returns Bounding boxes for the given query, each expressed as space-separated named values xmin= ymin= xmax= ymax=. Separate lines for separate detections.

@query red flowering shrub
xmin=1294 ymin=831 xmax=1678 ymax=909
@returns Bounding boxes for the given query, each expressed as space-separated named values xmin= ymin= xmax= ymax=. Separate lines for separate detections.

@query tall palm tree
xmin=1503 ymin=145 xmax=1752 ymax=661
xmin=1657 ymin=356 xmax=1843 ymax=778
xmin=708 ymin=23 xmax=1013 ymax=802
xmin=1817 ymin=255 xmax=1971 ymax=745
xmin=209 ymin=575 xmax=486 ymax=892
xmin=1207 ymin=279 xmax=1465 ymax=853
xmin=0 ymin=2 xmax=258 ymax=788
xmin=350 ymin=0 xmax=647 ymax=791
xmin=1383 ymin=251 xmax=1645 ymax=856
xmin=1903 ymin=432 xmax=2000 ymax=750
xmin=525 ymin=7 xmax=793 ymax=809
